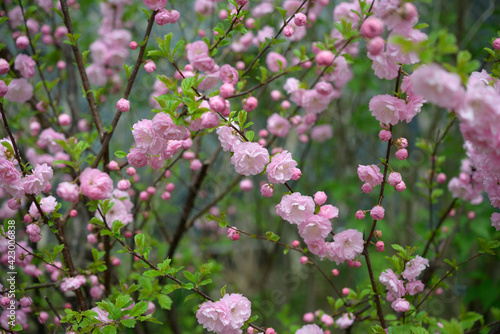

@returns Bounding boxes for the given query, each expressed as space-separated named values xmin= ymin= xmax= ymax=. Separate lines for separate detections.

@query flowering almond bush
xmin=0 ymin=0 xmax=499 ymax=333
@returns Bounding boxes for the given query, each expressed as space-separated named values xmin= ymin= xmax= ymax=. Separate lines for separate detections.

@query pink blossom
xmin=379 ymin=269 xmax=405 ymax=298
xmin=14 ymin=54 xmax=36 ymax=78
xmin=219 ymin=64 xmax=239 ymax=85
xmin=80 ymin=167 xmax=113 ymax=200
xmin=221 ymin=293 xmax=252 ymax=329
xmin=23 ymin=163 xmax=53 ymax=195
xmin=216 ymin=126 xmax=242 ymax=152
xmin=388 ymin=172 xmax=402 ymax=186
xmin=310 ymin=125 xmax=333 ymax=143
xmin=314 ymin=191 xmax=327 ymax=206
xmin=367 ymin=51 xmax=399 ymax=80
xmin=0 ymin=159 xmax=22 ymax=186
xmin=116 ymin=98 xmax=130 ymax=112
xmin=5 ymin=78 xmax=33 ymax=103
xmin=266 ymin=113 xmax=291 ymax=137
xmin=326 ymin=229 xmax=364 ymax=264
xmin=296 ymin=324 xmax=324 ymax=334
xmin=0 ymin=58 xmax=10 ymax=74
xmin=143 ymin=0 xmax=167 ymax=11
xmin=37 ymin=128 xmax=66 ymax=154
xmin=357 ymin=164 xmax=384 ymax=187
xmin=367 ymin=36 xmax=385 ymax=55
xmin=361 ymin=16 xmax=384 ymax=38
xmin=402 ymin=255 xmax=429 ymax=281
xmin=491 ymin=213 xmax=500 ymax=231
xmin=201 ymin=112 xmax=220 ymax=129
xmin=260 ymin=183 xmax=274 ymax=197
xmin=266 ymin=52 xmax=287 ymax=73
xmin=195 ymin=300 xmax=232 ymax=333
xmin=152 ymin=113 xmax=188 ymax=141
xmin=127 ymin=148 xmax=148 ymax=167
xmin=317 ymin=204 xmax=339 ymax=219
xmin=0 ymin=81 xmax=7 ymax=97
xmin=29 ymin=196 xmax=58 ymax=218
xmin=391 ymin=298 xmax=411 ymax=312
xmin=267 ymin=150 xmax=297 ymax=184
xmin=335 ymin=313 xmax=354 ymax=329
xmin=91 ymin=307 xmax=112 ymax=324
xmin=298 ymin=214 xmax=332 ymax=242
xmin=369 ymin=94 xmax=406 ymax=125
xmin=97 ymin=190 xmax=133 ymax=227
xmin=406 ymin=280 xmax=424 ymax=295
xmin=60 ymin=275 xmax=86 ymax=292
xmin=132 ymin=119 xmax=166 ymax=155
xmin=395 ymin=148 xmax=408 ymax=160
xmin=276 ymin=193 xmax=315 ymax=225
xmin=301 ymin=90 xmax=332 ymax=114
xmin=230 ymin=142 xmax=269 ymax=176
xmin=243 ymin=96 xmax=258 ymax=112
xmin=411 ymin=64 xmax=465 ymax=110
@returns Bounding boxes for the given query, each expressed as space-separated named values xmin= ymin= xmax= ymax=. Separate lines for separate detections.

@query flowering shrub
xmin=0 ymin=0 xmax=500 ymax=333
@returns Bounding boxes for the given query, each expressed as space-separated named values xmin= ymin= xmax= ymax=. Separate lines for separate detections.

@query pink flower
xmin=219 ymin=64 xmax=239 ymax=85
xmin=201 ymin=112 xmax=220 ymax=129
xmin=0 ymin=159 xmax=22 ymax=186
xmin=60 ymin=275 xmax=85 ymax=292
xmin=406 ymin=280 xmax=424 ymax=295
xmin=391 ymin=298 xmax=410 ymax=313
xmin=0 ymin=58 xmax=10 ymax=74
xmin=298 ymin=214 xmax=332 ymax=242
xmin=29 ymin=195 xmax=57 ymax=218
xmin=37 ymin=128 xmax=66 ymax=154
xmin=216 ymin=126 xmax=242 ymax=152
xmin=196 ymin=300 xmax=232 ymax=333
xmin=335 ymin=313 xmax=354 ymax=329
xmin=314 ymin=191 xmax=327 ymax=206
xmin=491 ymin=213 xmax=500 ymax=231
xmin=221 ymin=293 xmax=252 ymax=329
xmin=96 ymin=190 xmax=133 ymax=227
xmin=22 ymin=163 xmax=53 ymax=195
xmin=143 ymin=0 xmax=167 ymax=10
xmin=5 ymin=78 xmax=33 ymax=103
xmin=379 ymin=269 xmax=405 ymax=298
xmin=230 ymin=142 xmax=269 ymax=176
xmin=310 ymin=125 xmax=333 ymax=143
xmin=267 ymin=113 xmax=291 ymax=137
xmin=266 ymin=52 xmax=287 ymax=73
xmin=132 ymin=119 xmax=166 ymax=155
xmin=260 ymin=183 xmax=274 ymax=197
xmin=188 ymin=41 xmax=209 ymax=63
xmin=91 ymin=307 xmax=112 ymax=324
xmin=267 ymin=150 xmax=297 ymax=184
xmin=401 ymin=255 xmax=429 ymax=281
xmin=369 ymin=94 xmax=406 ymax=125
xmin=127 ymin=148 xmax=148 ymax=168
xmin=152 ymin=113 xmax=188 ymax=141
xmin=326 ymin=229 xmax=364 ymax=264
xmin=317 ymin=204 xmax=339 ymax=219
xmin=296 ymin=324 xmax=324 ymax=334
xmin=357 ymin=164 xmax=384 ymax=187
xmin=276 ymin=192 xmax=315 ymax=224
xmin=80 ymin=167 xmax=113 ymax=200
xmin=367 ymin=36 xmax=385 ymax=55
xmin=0 ymin=81 xmax=7 ymax=97
xmin=411 ymin=64 xmax=465 ymax=110
xmin=14 ymin=54 xmax=36 ymax=78
xmin=367 ymin=51 xmax=399 ymax=80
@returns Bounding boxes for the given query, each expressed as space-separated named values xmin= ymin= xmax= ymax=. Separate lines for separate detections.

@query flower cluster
xmin=196 ymin=293 xmax=251 ymax=334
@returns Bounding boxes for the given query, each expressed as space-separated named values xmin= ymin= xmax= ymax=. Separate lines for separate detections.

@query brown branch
xmin=422 ymin=198 xmax=458 ymax=257
xmin=59 ymin=0 xmax=105 ymax=141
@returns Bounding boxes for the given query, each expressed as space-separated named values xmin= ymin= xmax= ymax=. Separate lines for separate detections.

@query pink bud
xmin=355 ymin=210 xmax=365 ymax=220
xmin=125 ymin=231 xmax=133 ymax=238
xmin=130 ymin=41 xmax=138 ymax=50
xmin=239 ymin=179 xmax=253 ymax=192
xmin=190 ymin=159 xmax=202 ymax=171
xmin=395 ymin=181 xmax=406 ymax=192
xmin=70 ymin=210 xmax=77 ymax=217
xmin=87 ymin=234 xmax=98 ymax=244
xmin=118 ymin=179 xmax=131 ymax=191
xmin=294 ymin=13 xmax=307 ymax=27
xmin=16 ymin=35 xmax=29 ymax=49
xmin=361 ymin=182 xmax=373 ymax=193
xmin=243 ymin=96 xmax=258 ymax=112
xmin=299 ymin=256 xmax=308 ymax=265
xmin=332 ymin=269 xmax=339 ymax=276
xmin=360 ymin=16 xmax=384 ymax=39
xmin=260 ymin=183 xmax=274 ymax=197
xmin=467 ymin=211 xmax=475 ymax=219
xmin=209 ymin=96 xmax=226 ymax=112
xmin=220 ymin=83 xmax=234 ymax=98
xmin=117 ymin=98 xmax=130 ymax=112
xmin=303 ymin=312 xmax=314 ymax=322
xmin=395 ymin=149 xmax=408 ymax=160
xmin=108 ymin=160 xmax=119 ymax=171
xmin=291 ymin=168 xmax=302 ymax=180
xmin=161 ymin=192 xmax=171 ymax=201
xmin=139 ymin=191 xmax=149 ymax=201
xmin=283 ymin=25 xmax=294 ymax=38
xmin=165 ymin=183 xmax=175 ymax=192
xmin=388 ymin=172 xmax=402 ymax=186
xmin=378 ymin=129 xmax=392 ymax=141
xmin=270 ymin=90 xmax=281 ymax=101
xmin=342 ymin=288 xmax=350 ymax=296
xmin=265 ymin=329 xmax=275 ymax=334
xmin=259 ymin=129 xmax=269 ymax=138
xmin=144 ymin=60 xmax=156 ymax=73
xmin=436 ymin=172 xmax=446 ymax=184
xmin=370 ymin=205 xmax=385 ymax=220
xmin=58 ymin=114 xmax=71 ymax=126
xmin=57 ymin=60 xmax=66 ymax=70
xmin=314 ymin=191 xmax=327 ymax=205
xmin=494 ymin=38 xmax=500 ymax=50
xmin=367 ymin=36 xmax=385 ymax=55
xmin=316 ymin=50 xmax=334 ymax=66
xmin=291 ymin=240 xmax=300 ymax=248
xmin=376 ymin=241 xmax=384 ymax=252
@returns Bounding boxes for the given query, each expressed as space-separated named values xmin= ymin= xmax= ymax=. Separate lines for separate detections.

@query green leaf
xmin=161 ymin=284 xmax=181 ymax=294
xmin=184 ymin=294 xmax=198 ymax=303
xmin=371 ymin=325 xmax=387 ymax=334
xmin=157 ymin=294 xmax=173 ymax=310
xmin=460 ymin=312 xmax=483 ymax=331
xmin=143 ymin=270 xmax=163 ymax=277
xmin=135 ymin=233 xmax=145 ymax=249
xmin=265 ymin=231 xmax=280 ymax=242
xmin=114 ymin=150 xmax=127 ymax=159
xmin=102 ymin=326 xmax=117 ymax=334
xmin=220 ymin=284 xmax=227 ymax=297
xmin=199 ymin=279 xmax=212 ymax=286
xmin=391 ymin=244 xmax=405 ymax=253
xmin=130 ymin=301 xmax=149 ymax=317
xmin=245 ymin=130 xmax=254 ymax=142
xmin=183 ymin=271 xmax=196 ymax=283
xmin=122 ymin=318 xmax=137 ymax=328
xmin=115 ymin=294 xmax=131 ymax=309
